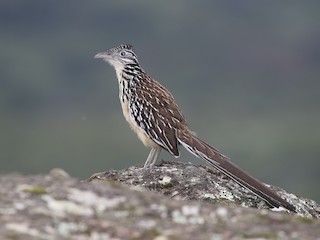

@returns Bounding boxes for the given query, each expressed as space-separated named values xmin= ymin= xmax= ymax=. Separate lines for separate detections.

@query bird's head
xmin=95 ymin=44 xmax=139 ymax=70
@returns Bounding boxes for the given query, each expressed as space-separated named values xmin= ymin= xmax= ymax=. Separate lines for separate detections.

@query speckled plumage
xmin=95 ymin=44 xmax=296 ymax=212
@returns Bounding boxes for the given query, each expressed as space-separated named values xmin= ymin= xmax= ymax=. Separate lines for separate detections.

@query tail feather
xmin=177 ymin=130 xmax=296 ymax=212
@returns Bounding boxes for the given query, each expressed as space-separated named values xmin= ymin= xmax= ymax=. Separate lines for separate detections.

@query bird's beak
xmin=94 ymin=51 xmax=111 ymax=59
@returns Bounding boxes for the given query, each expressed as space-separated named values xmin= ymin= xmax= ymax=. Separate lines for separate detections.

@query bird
xmin=94 ymin=44 xmax=295 ymax=212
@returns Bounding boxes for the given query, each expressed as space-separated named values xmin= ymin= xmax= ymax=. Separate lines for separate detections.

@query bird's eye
xmin=120 ymin=51 xmax=126 ymax=57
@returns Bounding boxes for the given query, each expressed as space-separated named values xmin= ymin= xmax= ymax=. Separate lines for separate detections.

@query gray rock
xmin=0 ymin=162 xmax=319 ymax=240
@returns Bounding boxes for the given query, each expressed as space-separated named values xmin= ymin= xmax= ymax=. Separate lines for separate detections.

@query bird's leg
xmin=144 ymin=147 xmax=161 ymax=168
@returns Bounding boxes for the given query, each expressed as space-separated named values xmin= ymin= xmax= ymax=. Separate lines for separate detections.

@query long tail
xmin=177 ymin=130 xmax=296 ymax=212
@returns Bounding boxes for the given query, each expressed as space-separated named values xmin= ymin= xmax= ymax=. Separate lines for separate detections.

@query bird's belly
xmin=120 ymin=99 xmax=158 ymax=148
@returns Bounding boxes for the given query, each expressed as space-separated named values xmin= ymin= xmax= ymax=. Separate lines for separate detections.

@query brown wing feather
xmin=129 ymin=74 xmax=186 ymax=156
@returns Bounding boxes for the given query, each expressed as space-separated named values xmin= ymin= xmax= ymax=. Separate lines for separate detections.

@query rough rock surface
xmin=88 ymin=161 xmax=320 ymax=219
xmin=0 ymin=161 xmax=319 ymax=240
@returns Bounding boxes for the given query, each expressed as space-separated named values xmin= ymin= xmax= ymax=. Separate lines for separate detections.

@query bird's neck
xmin=116 ymin=63 xmax=143 ymax=102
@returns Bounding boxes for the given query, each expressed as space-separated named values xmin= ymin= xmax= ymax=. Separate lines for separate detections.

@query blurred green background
xmin=0 ymin=1 xmax=319 ymax=202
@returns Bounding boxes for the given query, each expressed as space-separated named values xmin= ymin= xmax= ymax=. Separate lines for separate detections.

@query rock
xmin=0 ymin=161 xmax=319 ymax=239
xmin=88 ymin=161 xmax=320 ymax=218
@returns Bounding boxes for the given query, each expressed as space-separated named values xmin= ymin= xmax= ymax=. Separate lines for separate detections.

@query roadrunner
xmin=95 ymin=44 xmax=295 ymax=212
